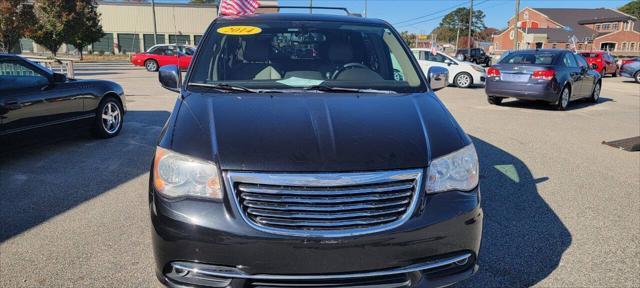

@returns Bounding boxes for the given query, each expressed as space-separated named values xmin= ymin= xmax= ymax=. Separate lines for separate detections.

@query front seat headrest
xmin=329 ymin=42 xmax=354 ymax=63
xmin=243 ymin=40 xmax=270 ymax=62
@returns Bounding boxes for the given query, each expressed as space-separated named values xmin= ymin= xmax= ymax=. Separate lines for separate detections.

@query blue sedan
xmin=485 ymin=49 xmax=602 ymax=111
xmin=620 ymin=59 xmax=640 ymax=83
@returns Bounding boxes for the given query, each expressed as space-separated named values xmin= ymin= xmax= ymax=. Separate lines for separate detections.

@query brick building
xmin=492 ymin=7 xmax=640 ymax=56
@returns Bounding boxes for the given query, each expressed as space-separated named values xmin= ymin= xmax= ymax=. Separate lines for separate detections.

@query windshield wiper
xmin=304 ymin=85 xmax=396 ymax=94
xmin=189 ymin=83 xmax=282 ymax=93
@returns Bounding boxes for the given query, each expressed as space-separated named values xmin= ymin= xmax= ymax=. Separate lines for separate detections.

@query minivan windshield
xmin=188 ymin=20 xmax=425 ymax=93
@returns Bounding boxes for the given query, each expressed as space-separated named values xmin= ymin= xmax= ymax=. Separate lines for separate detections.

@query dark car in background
xmin=456 ymin=48 xmax=491 ymax=66
xmin=579 ymin=51 xmax=618 ymax=77
xmin=0 ymin=54 xmax=125 ymax=138
xmin=620 ymin=58 xmax=640 ymax=83
xmin=485 ymin=49 xmax=602 ymax=110
xmin=150 ymin=12 xmax=482 ymax=288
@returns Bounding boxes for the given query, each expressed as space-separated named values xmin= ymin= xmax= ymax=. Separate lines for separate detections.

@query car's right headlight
xmin=152 ymin=147 xmax=223 ymax=200
xmin=426 ymin=144 xmax=479 ymax=194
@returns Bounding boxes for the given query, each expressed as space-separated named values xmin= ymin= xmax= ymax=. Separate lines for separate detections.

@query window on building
xmin=565 ymin=43 xmax=570 ymax=49
xmin=600 ymin=42 xmax=616 ymax=52
xmin=612 ymin=23 xmax=619 ymax=30
xmin=578 ymin=43 xmax=583 ymax=50
xmin=194 ymin=35 xmax=204 ymax=46
xmin=624 ymin=21 xmax=629 ymax=31
xmin=117 ymin=33 xmax=141 ymax=54
xmin=143 ymin=34 xmax=166 ymax=51
xmin=169 ymin=34 xmax=190 ymax=45
xmin=92 ymin=33 xmax=114 ymax=53
xmin=622 ymin=42 xmax=628 ymax=51
xmin=552 ymin=43 xmax=557 ymax=49
xmin=595 ymin=24 xmax=601 ymax=31
xmin=602 ymin=23 xmax=611 ymax=30
xmin=632 ymin=42 xmax=638 ymax=51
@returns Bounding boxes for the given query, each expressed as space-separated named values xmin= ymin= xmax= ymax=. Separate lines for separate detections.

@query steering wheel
xmin=332 ymin=63 xmax=370 ymax=80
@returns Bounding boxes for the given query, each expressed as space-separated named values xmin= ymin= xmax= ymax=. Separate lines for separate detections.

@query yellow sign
xmin=217 ymin=26 xmax=262 ymax=36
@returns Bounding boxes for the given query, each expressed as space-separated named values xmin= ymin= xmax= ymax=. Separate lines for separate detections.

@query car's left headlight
xmin=426 ymin=144 xmax=479 ymax=194
xmin=152 ymin=147 xmax=223 ymax=200
xmin=472 ymin=65 xmax=485 ymax=73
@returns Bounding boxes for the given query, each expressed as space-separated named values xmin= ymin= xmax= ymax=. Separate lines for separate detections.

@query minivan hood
xmin=172 ymin=91 xmax=469 ymax=172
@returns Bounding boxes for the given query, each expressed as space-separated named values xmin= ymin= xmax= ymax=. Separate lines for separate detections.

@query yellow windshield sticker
xmin=217 ymin=26 xmax=262 ymax=36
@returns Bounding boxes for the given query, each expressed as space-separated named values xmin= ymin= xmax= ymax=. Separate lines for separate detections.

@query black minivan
xmin=150 ymin=11 xmax=482 ymax=288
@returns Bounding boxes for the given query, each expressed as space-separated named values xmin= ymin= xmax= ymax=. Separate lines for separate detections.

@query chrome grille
xmin=226 ymin=169 xmax=423 ymax=237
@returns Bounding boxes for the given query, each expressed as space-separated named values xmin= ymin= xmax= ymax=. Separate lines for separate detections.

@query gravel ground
xmin=1 ymin=62 xmax=638 ymax=287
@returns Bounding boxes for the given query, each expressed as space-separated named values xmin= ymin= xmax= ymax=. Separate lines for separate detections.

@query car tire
xmin=556 ymin=85 xmax=571 ymax=111
xmin=145 ymin=59 xmax=158 ymax=72
xmin=612 ymin=69 xmax=618 ymax=77
xmin=454 ymin=72 xmax=473 ymax=88
xmin=635 ymin=71 xmax=640 ymax=84
xmin=488 ymin=96 xmax=503 ymax=105
xmin=93 ymin=97 xmax=123 ymax=139
xmin=589 ymin=82 xmax=601 ymax=103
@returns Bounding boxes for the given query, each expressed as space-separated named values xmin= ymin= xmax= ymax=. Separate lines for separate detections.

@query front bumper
xmin=150 ymin=172 xmax=483 ymax=288
xmin=485 ymin=78 xmax=560 ymax=101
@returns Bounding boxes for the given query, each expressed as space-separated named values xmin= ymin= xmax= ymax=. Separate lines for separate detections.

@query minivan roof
xmin=216 ymin=13 xmax=388 ymax=26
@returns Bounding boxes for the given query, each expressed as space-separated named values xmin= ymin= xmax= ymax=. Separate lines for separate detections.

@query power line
xmin=393 ymin=1 xmax=466 ymax=25
xmin=394 ymin=0 xmax=490 ymax=29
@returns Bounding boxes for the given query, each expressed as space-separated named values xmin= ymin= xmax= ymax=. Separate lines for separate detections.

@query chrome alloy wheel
xmin=560 ymin=87 xmax=570 ymax=108
xmin=456 ymin=74 xmax=471 ymax=87
xmin=101 ymin=102 xmax=121 ymax=134
xmin=593 ymin=83 xmax=600 ymax=101
xmin=146 ymin=60 xmax=157 ymax=71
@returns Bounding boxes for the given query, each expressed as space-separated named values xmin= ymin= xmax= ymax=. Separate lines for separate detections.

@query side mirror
xmin=159 ymin=65 xmax=181 ymax=92
xmin=444 ymin=59 xmax=453 ymax=66
xmin=591 ymin=63 xmax=598 ymax=70
xmin=428 ymin=66 xmax=449 ymax=91
xmin=52 ymin=72 xmax=67 ymax=83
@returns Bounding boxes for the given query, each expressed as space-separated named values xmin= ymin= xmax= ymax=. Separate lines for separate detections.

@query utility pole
xmin=514 ymin=0 xmax=520 ymax=50
xmin=455 ymin=25 xmax=461 ymax=51
xmin=310 ymin=0 xmax=313 ymax=14
xmin=468 ymin=0 xmax=473 ymax=50
xmin=364 ymin=0 xmax=368 ymax=17
xmin=151 ymin=0 xmax=158 ymax=44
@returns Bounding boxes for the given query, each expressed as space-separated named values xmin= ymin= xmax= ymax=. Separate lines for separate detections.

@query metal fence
xmin=21 ymin=56 xmax=76 ymax=78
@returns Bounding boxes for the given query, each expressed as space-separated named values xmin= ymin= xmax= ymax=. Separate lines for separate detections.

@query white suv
xmin=412 ymin=48 xmax=486 ymax=88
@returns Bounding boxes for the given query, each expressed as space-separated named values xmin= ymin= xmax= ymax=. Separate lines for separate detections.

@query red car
xmin=130 ymin=44 xmax=195 ymax=72
xmin=579 ymin=51 xmax=618 ymax=77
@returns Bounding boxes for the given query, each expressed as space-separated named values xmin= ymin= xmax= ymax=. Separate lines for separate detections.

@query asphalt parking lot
xmin=1 ymin=62 xmax=638 ymax=287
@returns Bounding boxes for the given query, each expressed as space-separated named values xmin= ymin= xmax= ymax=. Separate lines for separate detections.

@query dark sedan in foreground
xmin=486 ymin=49 xmax=602 ymax=110
xmin=0 ymin=54 xmax=125 ymax=138
xmin=150 ymin=12 xmax=481 ymax=288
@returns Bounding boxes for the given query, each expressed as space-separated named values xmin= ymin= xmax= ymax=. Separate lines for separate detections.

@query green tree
xmin=65 ymin=0 xmax=104 ymax=60
xmin=0 ymin=0 xmax=34 ymax=53
xmin=434 ymin=8 xmax=486 ymax=44
xmin=619 ymin=0 xmax=640 ymax=18
xmin=400 ymin=31 xmax=417 ymax=47
xmin=30 ymin=0 xmax=76 ymax=56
